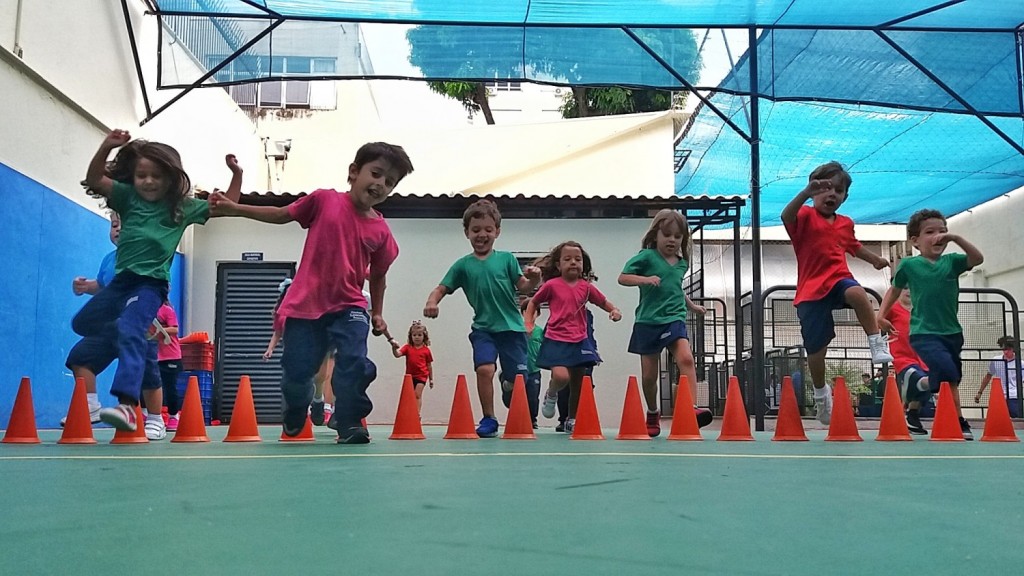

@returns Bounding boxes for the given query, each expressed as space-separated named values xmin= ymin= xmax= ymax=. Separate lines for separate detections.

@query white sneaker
xmin=144 ymin=418 xmax=167 ymax=441
xmin=60 ymin=405 xmax=102 ymax=428
xmin=99 ymin=404 xmax=137 ymax=432
xmin=868 ymin=333 xmax=894 ymax=364
xmin=814 ymin=385 xmax=833 ymax=425
xmin=541 ymin=392 xmax=557 ymax=418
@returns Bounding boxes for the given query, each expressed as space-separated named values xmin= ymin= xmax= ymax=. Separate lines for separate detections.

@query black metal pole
xmin=749 ymin=27 xmax=766 ymax=432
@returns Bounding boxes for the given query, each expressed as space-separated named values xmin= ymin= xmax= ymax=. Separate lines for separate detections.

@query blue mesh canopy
xmin=146 ymin=1 xmax=1024 ymax=223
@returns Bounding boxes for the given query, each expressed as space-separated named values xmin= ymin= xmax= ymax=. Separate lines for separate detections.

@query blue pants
xmin=910 ymin=333 xmax=963 ymax=389
xmin=71 ymin=273 xmax=166 ymax=403
xmin=282 ymin=309 xmax=375 ymax=430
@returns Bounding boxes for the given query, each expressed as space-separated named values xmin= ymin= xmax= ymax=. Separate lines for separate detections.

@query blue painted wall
xmin=0 ymin=163 xmax=184 ymax=429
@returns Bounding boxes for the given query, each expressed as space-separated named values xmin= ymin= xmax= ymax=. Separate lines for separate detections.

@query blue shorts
xmin=628 ymin=320 xmax=687 ymax=355
xmin=468 ymin=329 xmax=528 ymax=377
xmin=537 ymin=338 xmax=598 ymax=369
xmin=910 ymin=333 xmax=963 ymax=389
xmin=897 ymin=364 xmax=930 ymax=402
xmin=796 ymin=278 xmax=861 ymax=355
xmin=65 ymin=333 xmax=161 ymax=390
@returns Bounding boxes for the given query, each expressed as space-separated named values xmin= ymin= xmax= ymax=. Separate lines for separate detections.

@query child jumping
xmin=878 ymin=288 xmax=931 ymax=435
xmin=878 ymin=209 xmax=983 ymax=440
xmin=619 ymin=209 xmax=713 ymax=437
xmin=390 ymin=321 xmax=434 ymax=414
xmin=527 ymin=241 xmax=621 ymax=434
xmin=423 ymin=199 xmax=541 ymax=438
xmin=781 ymin=161 xmax=893 ymax=425
xmin=212 ymin=142 xmax=413 ymax=443
xmin=78 ymin=129 xmax=241 ymax=432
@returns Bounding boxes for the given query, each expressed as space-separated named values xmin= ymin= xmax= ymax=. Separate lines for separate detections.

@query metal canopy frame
xmin=130 ymin=1 xmax=1024 ymax=430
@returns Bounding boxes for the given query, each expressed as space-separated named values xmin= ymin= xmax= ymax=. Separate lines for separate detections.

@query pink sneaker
xmin=166 ymin=415 xmax=179 ymax=432
xmin=646 ymin=411 xmax=661 ymax=437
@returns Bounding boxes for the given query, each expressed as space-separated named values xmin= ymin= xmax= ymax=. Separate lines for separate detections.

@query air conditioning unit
xmin=554 ymin=88 xmax=563 ymax=95
xmin=264 ymin=138 xmax=291 ymax=160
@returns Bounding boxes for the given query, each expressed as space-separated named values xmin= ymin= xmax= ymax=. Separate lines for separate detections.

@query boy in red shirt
xmin=878 ymin=288 xmax=931 ymax=434
xmin=782 ymin=161 xmax=893 ymax=425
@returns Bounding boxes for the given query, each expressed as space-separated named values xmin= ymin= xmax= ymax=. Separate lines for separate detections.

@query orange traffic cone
xmin=571 ymin=375 xmax=604 ymax=440
xmin=930 ymin=382 xmax=965 ymax=442
xmin=58 ymin=377 xmax=97 ymax=445
xmin=980 ymin=377 xmax=1020 ymax=442
xmin=110 ymin=405 xmax=148 ymax=444
xmin=279 ymin=416 xmax=315 ymax=442
xmin=876 ymin=375 xmax=912 ymax=441
xmin=772 ymin=376 xmax=808 ymax=441
xmin=718 ymin=376 xmax=753 ymax=441
xmin=825 ymin=377 xmax=862 ymax=441
xmin=2 ymin=377 xmax=41 ymax=444
xmin=171 ymin=376 xmax=210 ymax=443
xmin=224 ymin=376 xmax=262 ymax=442
xmin=617 ymin=376 xmax=650 ymax=440
xmin=668 ymin=375 xmax=703 ymax=441
xmin=503 ymin=374 xmax=536 ymax=439
xmin=444 ymin=374 xmax=478 ymax=439
xmin=390 ymin=374 xmax=425 ymax=440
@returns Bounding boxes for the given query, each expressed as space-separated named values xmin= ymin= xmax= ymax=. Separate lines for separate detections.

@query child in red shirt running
xmin=782 ymin=161 xmax=893 ymax=425
xmin=878 ymin=288 xmax=931 ymax=435
xmin=390 ymin=321 xmax=434 ymax=414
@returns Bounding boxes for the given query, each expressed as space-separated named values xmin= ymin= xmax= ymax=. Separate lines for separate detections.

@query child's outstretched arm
xmin=781 ymin=178 xmax=833 ymax=225
xmin=208 ymin=193 xmax=293 ymax=224
xmin=516 ymin=265 xmax=542 ymax=295
xmin=423 ymin=285 xmax=450 ymax=318
xmin=85 ymin=129 xmax=131 ymax=198
xmin=390 ymin=339 xmax=403 ymax=358
xmin=876 ymin=285 xmax=901 ymax=334
xmin=223 ymin=154 xmax=243 ymax=204
xmin=855 ymin=246 xmax=890 ymax=270
xmin=944 ymin=234 xmax=984 ymax=268
xmin=618 ymin=273 xmax=660 ymax=287
xmin=685 ymin=295 xmax=706 ymax=316
xmin=599 ymin=299 xmax=622 ymax=322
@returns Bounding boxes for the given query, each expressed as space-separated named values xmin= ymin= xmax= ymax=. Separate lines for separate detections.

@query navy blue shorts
xmin=910 ymin=333 xmax=963 ymax=389
xmin=469 ymin=329 xmax=528 ymax=377
xmin=897 ymin=364 xmax=930 ymax=402
xmin=628 ymin=320 xmax=687 ymax=355
xmin=65 ymin=334 xmax=161 ymax=390
xmin=537 ymin=338 xmax=598 ymax=369
xmin=796 ymin=278 xmax=861 ymax=355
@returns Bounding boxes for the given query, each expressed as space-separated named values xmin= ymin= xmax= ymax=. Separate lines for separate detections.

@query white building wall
xmin=948 ymin=189 xmax=1024 ymax=306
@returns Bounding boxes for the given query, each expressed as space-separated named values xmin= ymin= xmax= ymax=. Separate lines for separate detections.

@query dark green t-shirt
xmin=893 ymin=253 xmax=969 ymax=335
xmin=440 ymin=251 xmax=525 ymax=333
xmin=108 ymin=181 xmax=209 ymax=281
xmin=621 ymin=249 xmax=689 ymax=325
xmin=526 ymin=325 xmax=544 ymax=374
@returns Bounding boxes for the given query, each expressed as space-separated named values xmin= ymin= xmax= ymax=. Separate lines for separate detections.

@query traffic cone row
xmin=4 ymin=373 xmax=1022 ymax=443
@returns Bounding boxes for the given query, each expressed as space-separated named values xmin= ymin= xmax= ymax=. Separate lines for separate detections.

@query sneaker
xmin=281 ymin=399 xmax=308 ymax=438
xmin=868 ymin=333 xmax=894 ymax=364
xmin=99 ymin=404 xmax=137 ymax=432
xmin=500 ymin=377 xmax=514 ymax=409
xmin=323 ymin=405 xmax=334 ymax=427
xmin=960 ymin=417 xmax=974 ymax=441
xmin=166 ymin=415 xmax=179 ymax=432
xmin=532 ymin=420 xmax=539 ymax=430
xmin=555 ymin=421 xmax=566 ymax=433
xmin=694 ymin=406 xmax=713 ymax=428
xmin=476 ymin=416 xmax=499 ymax=438
xmin=337 ymin=426 xmax=370 ymax=444
xmin=60 ymin=405 xmax=102 ymax=428
xmin=310 ymin=400 xmax=326 ymax=426
xmin=906 ymin=412 xmax=927 ymax=435
xmin=814 ymin=385 xmax=833 ymax=425
xmin=145 ymin=418 xmax=167 ymax=441
xmin=646 ymin=411 xmax=661 ymax=437
xmin=564 ymin=418 xmax=575 ymax=434
xmin=541 ymin=392 xmax=557 ymax=419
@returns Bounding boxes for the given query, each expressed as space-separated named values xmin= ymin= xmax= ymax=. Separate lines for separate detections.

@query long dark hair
xmin=533 ymin=241 xmax=594 ymax=282
xmin=98 ymin=140 xmax=192 ymax=224
xmin=641 ymin=209 xmax=692 ymax=262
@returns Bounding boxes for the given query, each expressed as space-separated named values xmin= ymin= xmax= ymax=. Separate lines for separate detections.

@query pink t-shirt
xmin=279 ymin=190 xmax=399 ymax=320
xmin=156 ymin=304 xmax=181 ymax=361
xmin=530 ymin=278 xmax=607 ymax=343
xmin=784 ymin=205 xmax=862 ymax=306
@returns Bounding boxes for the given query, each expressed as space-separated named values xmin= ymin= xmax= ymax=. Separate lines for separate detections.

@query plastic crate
xmin=181 ymin=342 xmax=215 ymax=372
xmin=176 ymin=370 xmax=214 ymax=424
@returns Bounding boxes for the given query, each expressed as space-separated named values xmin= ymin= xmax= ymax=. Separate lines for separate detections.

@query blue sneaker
xmin=476 ymin=416 xmax=499 ymax=438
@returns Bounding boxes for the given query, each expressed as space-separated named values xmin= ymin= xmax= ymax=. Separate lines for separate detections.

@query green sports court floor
xmin=2 ymin=423 xmax=1022 ymax=576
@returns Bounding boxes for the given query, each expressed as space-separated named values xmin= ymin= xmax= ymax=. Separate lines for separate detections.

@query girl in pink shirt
xmin=525 ymin=241 xmax=621 ymax=432
xmin=152 ymin=302 xmax=182 ymax=430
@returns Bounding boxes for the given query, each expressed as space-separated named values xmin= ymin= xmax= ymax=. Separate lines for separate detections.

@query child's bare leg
xmin=844 ymin=286 xmax=880 ymax=335
xmin=950 ymin=383 xmax=964 ymax=416
xmin=414 ymin=383 xmax=425 ymax=413
xmin=640 ymin=353 xmax=660 ymax=411
xmin=476 ymin=363 xmax=496 ymax=417
xmin=808 ymin=348 xmax=828 ymax=389
xmin=547 ymin=366 xmax=570 ymax=396
xmin=71 ymin=366 xmax=101 ymax=410
xmin=670 ymin=339 xmax=698 ymax=401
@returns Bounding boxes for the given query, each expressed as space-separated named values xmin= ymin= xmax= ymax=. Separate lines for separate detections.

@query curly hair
xmin=906 ymin=208 xmax=945 ymax=238
xmin=462 ymin=199 xmax=502 ymax=230
xmin=534 ymin=241 xmax=593 ymax=282
xmin=407 ymin=320 xmax=430 ymax=346
xmin=641 ymin=209 xmax=692 ymax=262
xmin=88 ymin=140 xmax=192 ymax=224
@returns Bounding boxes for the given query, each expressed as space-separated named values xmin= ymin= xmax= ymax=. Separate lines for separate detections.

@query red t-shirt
xmin=399 ymin=344 xmax=433 ymax=382
xmin=886 ymin=301 xmax=927 ymax=372
xmin=279 ymin=190 xmax=399 ymax=320
xmin=784 ymin=205 xmax=863 ymax=305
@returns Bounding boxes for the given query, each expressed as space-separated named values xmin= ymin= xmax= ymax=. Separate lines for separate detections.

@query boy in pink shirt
xmin=211 ymin=142 xmax=414 ymax=443
xmin=782 ymin=161 xmax=893 ymax=425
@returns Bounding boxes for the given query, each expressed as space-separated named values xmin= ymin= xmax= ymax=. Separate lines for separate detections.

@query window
xmin=209 ymin=55 xmax=337 ymax=110
xmin=515 ymin=253 xmax=547 ymax=299
xmin=486 ymin=79 xmax=522 ymax=92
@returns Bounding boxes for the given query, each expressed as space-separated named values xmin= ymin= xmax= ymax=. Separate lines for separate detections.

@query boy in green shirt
xmin=877 ymin=209 xmax=984 ymax=440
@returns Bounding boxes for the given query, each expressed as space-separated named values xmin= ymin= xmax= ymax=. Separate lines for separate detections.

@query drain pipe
xmin=12 ymin=0 xmax=24 ymax=57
